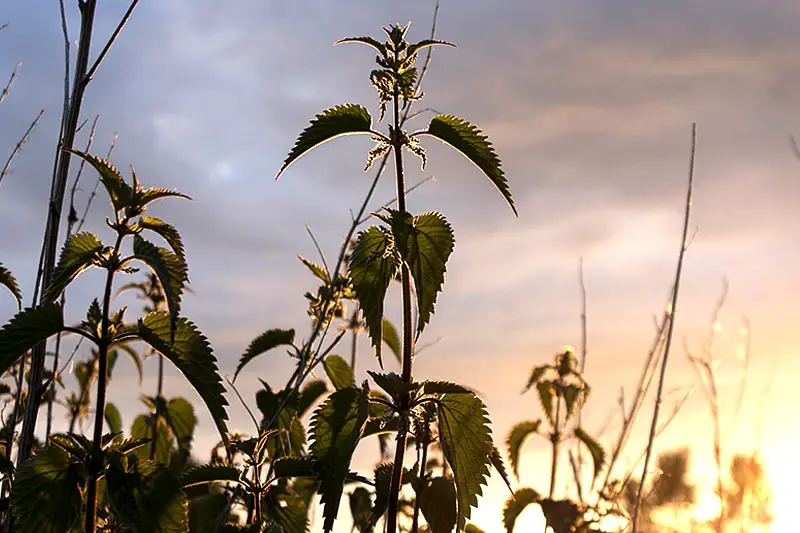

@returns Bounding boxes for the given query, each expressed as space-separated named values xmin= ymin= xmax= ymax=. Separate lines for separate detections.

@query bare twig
xmin=84 ymin=0 xmax=141 ymax=84
xmin=224 ymin=376 xmax=260 ymax=433
xmin=632 ymin=123 xmax=697 ymax=533
xmin=0 ymin=62 xmax=20 ymax=106
xmin=77 ymin=132 xmax=118 ymax=232
xmin=789 ymin=134 xmax=800 ymax=161
xmin=0 ymin=109 xmax=44 ymax=188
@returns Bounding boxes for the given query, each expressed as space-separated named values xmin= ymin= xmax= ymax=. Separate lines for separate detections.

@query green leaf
xmin=11 ymin=446 xmax=83 ymax=533
xmin=297 ymin=379 xmax=328 ymax=417
xmin=131 ymin=413 xmax=171 ymax=463
xmin=265 ymin=488 xmax=309 ymax=533
xmin=369 ymin=462 xmax=393 ymax=526
xmin=323 ymin=354 xmax=355 ymax=390
xmin=437 ymin=392 xmax=494 ymax=530
xmin=536 ymin=381 xmax=556 ymax=425
xmin=502 ymin=487 xmax=540 ymax=533
xmin=522 ymin=364 xmax=552 ymax=394
xmin=0 ymin=302 xmax=64 ymax=376
xmin=391 ymin=211 xmax=455 ymax=333
xmin=271 ymin=455 xmax=316 ymax=479
xmin=367 ymin=371 xmax=415 ymax=402
xmin=43 ymin=232 xmax=104 ymax=301
xmin=138 ymin=217 xmax=186 ymax=260
xmin=309 ymin=386 xmax=369 ymax=532
xmin=67 ymin=150 xmax=133 ymax=212
xmin=506 ymin=420 xmax=541 ymax=479
xmin=299 ymin=255 xmax=330 ymax=284
xmin=132 ymin=235 xmax=188 ymax=333
xmin=406 ymin=39 xmax=456 ymax=58
xmin=465 ymin=525 xmax=488 ymax=533
xmin=490 ymin=446 xmax=515 ymax=496
xmin=105 ymin=402 xmax=123 ymax=434
xmin=106 ymin=457 xmax=189 ymax=533
xmin=235 ymin=328 xmax=295 ymax=382
xmin=418 ymin=115 xmax=516 ymax=216
xmin=574 ymin=427 xmax=605 ymax=482
xmin=276 ymin=104 xmax=375 ymax=179
xmin=349 ymin=225 xmax=399 ymax=367
xmin=134 ymin=186 xmax=192 ymax=210
xmin=381 ymin=318 xmax=401 ymax=363
xmin=419 ymin=476 xmax=457 ymax=533
xmin=562 ymin=384 xmax=583 ymax=420
xmin=180 ymin=464 xmax=241 ymax=488
xmin=420 ymin=381 xmax=473 ymax=397
xmin=0 ymin=262 xmax=22 ymax=309
xmin=540 ymin=499 xmax=585 ymax=533
xmin=138 ymin=312 xmax=229 ymax=447
xmin=161 ymin=397 xmax=198 ymax=454
xmin=334 ymin=36 xmax=388 ymax=57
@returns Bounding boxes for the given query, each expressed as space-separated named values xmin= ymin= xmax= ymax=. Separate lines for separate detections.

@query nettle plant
xmin=503 ymin=348 xmax=606 ymax=533
xmin=269 ymin=23 xmax=517 ymax=533
xmin=0 ymin=152 xmax=229 ymax=533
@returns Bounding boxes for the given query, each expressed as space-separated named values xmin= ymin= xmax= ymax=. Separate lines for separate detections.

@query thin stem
xmin=84 ymin=0 xmax=141 ymax=84
xmin=631 ymin=123 xmax=696 ymax=533
xmin=0 ymin=109 xmax=44 ymax=188
xmin=549 ymin=391 xmax=562 ymax=499
xmin=85 ymin=231 xmax=124 ymax=533
xmin=411 ymin=440 xmax=429 ymax=533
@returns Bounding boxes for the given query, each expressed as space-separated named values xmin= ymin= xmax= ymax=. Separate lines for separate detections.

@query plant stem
xmin=632 ymin=123 xmax=696 ymax=533
xmin=85 ymin=233 xmax=123 ymax=533
xmin=19 ymin=0 xmax=99 ymax=465
xmin=387 ymin=83 xmax=412 ymax=533
xmin=411 ymin=441 xmax=429 ymax=533
xmin=549 ymin=392 xmax=562 ymax=499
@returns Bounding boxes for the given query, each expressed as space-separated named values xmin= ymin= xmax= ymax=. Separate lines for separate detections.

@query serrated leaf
xmin=562 ymin=384 xmax=583 ymax=420
xmin=0 ymin=262 xmax=22 ymax=309
xmin=67 ymin=150 xmax=133 ymax=212
xmin=276 ymin=104 xmax=374 ymax=180
xmin=234 ymin=328 xmax=295 ymax=382
xmin=391 ymin=211 xmax=455 ymax=333
xmin=135 ymin=187 xmax=191 ymax=209
xmin=0 ymin=302 xmax=64 ymax=376
xmin=265 ymin=488 xmax=309 ymax=533
xmin=132 ymin=235 xmax=188 ymax=335
xmin=506 ymin=420 xmax=541 ymax=479
xmin=105 ymin=402 xmax=122 ymax=433
xmin=349 ymin=225 xmax=399 ymax=367
xmin=138 ymin=312 xmax=229 ymax=447
xmin=11 ymin=445 xmax=83 ymax=533
xmin=272 ymin=455 xmax=316 ymax=479
xmin=323 ymin=354 xmax=355 ymax=390
xmin=502 ymin=487 xmax=540 ymax=533
xmin=106 ymin=457 xmax=189 ymax=533
xmin=297 ymin=379 xmax=328 ymax=417
xmin=465 ymin=525 xmax=487 ymax=533
xmin=406 ymin=39 xmax=456 ymax=58
xmin=420 ymin=381 xmax=473 ymax=397
xmin=381 ymin=318 xmax=401 ymax=363
xmin=536 ymin=381 xmax=556 ymax=425
xmin=161 ymin=397 xmax=197 ymax=455
xmin=418 ymin=115 xmax=515 ymax=216
xmin=437 ymin=392 xmax=494 ymax=530
xmin=334 ymin=36 xmax=388 ymax=56
xmin=138 ymin=217 xmax=186 ymax=260
xmin=540 ymin=499 xmax=585 ymax=533
xmin=420 ymin=476 xmax=457 ymax=533
xmin=490 ymin=446 xmax=515 ymax=496
xmin=180 ymin=464 xmax=241 ymax=488
xmin=298 ymin=255 xmax=330 ymax=284
xmin=367 ymin=371 xmax=416 ymax=402
xmin=44 ymin=232 xmax=104 ymax=301
xmin=309 ymin=387 xmax=369 ymax=532
xmin=522 ymin=364 xmax=552 ymax=394
xmin=131 ymin=413 xmax=171 ymax=463
xmin=108 ymin=436 xmax=151 ymax=455
xmin=369 ymin=462 xmax=393 ymax=526
xmin=574 ymin=428 xmax=605 ymax=482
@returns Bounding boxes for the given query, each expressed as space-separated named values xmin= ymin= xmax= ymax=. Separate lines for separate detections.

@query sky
xmin=1 ymin=0 xmax=799 ymax=531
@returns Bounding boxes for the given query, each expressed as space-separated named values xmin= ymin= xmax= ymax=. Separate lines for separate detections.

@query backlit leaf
xmin=298 ymin=255 xmax=330 ymax=284
xmin=418 ymin=115 xmax=515 ymax=216
xmin=105 ymin=402 xmax=122 ymax=434
xmin=490 ymin=446 xmax=515 ymax=495
xmin=506 ymin=420 xmax=541 ymax=479
xmin=132 ymin=235 xmax=188 ymax=335
xmin=502 ymin=487 xmax=540 ymax=533
xmin=522 ymin=364 xmax=551 ymax=394
xmin=369 ymin=461 xmax=393 ymax=526
xmin=276 ymin=104 xmax=374 ymax=180
xmin=536 ymin=381 xmax=556 ymax=425
xmin=0 ymin=302 xmax=64 ymax=376
xmin=67 ymin=150 xmax=133 ymax=212
xmin=179 ymin=464 xmax=241 ymax=489
xmin=334 ymin=36 xmax=388 ymax=57
xmin=381 ymin=318 xmax=401 ymax=363
xmin=406 ymin=39 xmax=456 ymax=58
xmin=234 ymin=328 xmax=295 ymax=382
xmin=43 ymin=232 xmax=104 ymax=302
xmin=0 ymin=262 xmax=22 ymax=309
xmin=574 ymin=427 xmax=605 ymax=482
xmin=138 ymin=217 xmax=186 ymax=261
xmin=420 ymin=476 xmax=457 ymax=533
xmin=323 ymin=354 xmax=355 ymax=390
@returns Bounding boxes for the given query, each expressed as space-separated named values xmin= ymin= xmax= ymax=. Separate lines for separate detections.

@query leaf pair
xmin=349 ymin=210 xmax=454 ymax=365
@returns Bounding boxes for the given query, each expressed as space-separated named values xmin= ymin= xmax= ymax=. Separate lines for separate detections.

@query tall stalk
xmin=387 ymin=83 xmax=413 ymax=533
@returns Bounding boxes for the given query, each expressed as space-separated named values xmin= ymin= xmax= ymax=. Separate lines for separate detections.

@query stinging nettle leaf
xmin=138 ymin=217 xmax=186 ymax=261
xmin=574 ymin=427 xmax=605 ymax=482
xmin=132 ymin=235 xmax=188 ymax=335
xmin=369 ymin=462 xmax=394 ymax=526
xmin=0 ymin=302 xmax=64 ymax=376
xmin=536 ymin=381 xmax=556 ymax=425
xmin=138 ymin=312 xmax=230 ymax=448
xmin=309 ymin=386 xmax=369 ymax=533
xmin=298 ymin=255 xmax=330 ymax=284
xmin=44 ymin=232 xmax=105 ymax=302
xmin=502 ymin=487 xmax=540 ymax=533
xmin=105 ymin=402 xmax=123 ymax=434
xmin=0 ymin=262 xmax=22 ymax=309
xmin=334 ymin=36 xmax=388 ymax=57
xmin=271 ymin=455 xmax=317 ymax=479
xmin=323 ymin=354 xmax=355 ymax=390
xmin=490 ymin=445 xmax=515 ymax=496
xmin=420 ymin=476 xmax=458 ymax=533
xmin=406 ymin=39 xmax=456 ymax=58
xmin=276 ymin=104 xmax=375 ymax=180
xmin=180 ymin=464 xmax=241 ymax=489
xmin=391 ymin=210 xmax=455 ymax=334
xmin=417 ymin=115 xmax=516 ymax=216
xmin=349 ymin=225 xmax=399 ymax=367
xmin=437 ymin=392 xmax=494 ymax=530
xmin=523 ymin=364 xmax=552 ymax=394
xmin=234 ymin=328 xmax=295 ymax=382
xmin=67 ymin=149 xmax=133 ymax=213
xmin=506 ymin=420 xmax=541 ymax=479
xmin=381 ymin=318 xmax=401 ymax=363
